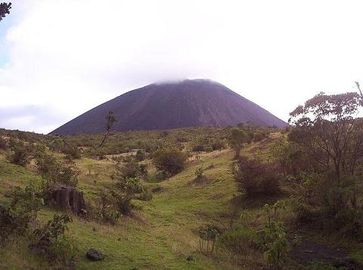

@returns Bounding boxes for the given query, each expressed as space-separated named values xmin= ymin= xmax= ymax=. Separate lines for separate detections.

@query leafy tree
xmin=289 ymin=91 xmax=363 ymax=233
xmin=289 ymin=91 xmax=363 ymax=182
xmin=228 ymin=128 xmax=249 ymax=159
xmin=0 ymin=2 xmax=11 ymax=22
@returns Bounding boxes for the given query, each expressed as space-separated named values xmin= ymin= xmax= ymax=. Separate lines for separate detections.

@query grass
xmin=0 ymin=144 xmax=256 ymax=269
xmin=2 ymin=130 xmax=362 ymax=269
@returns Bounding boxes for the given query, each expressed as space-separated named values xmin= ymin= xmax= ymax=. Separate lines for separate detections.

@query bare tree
xmin=98 ymin=111 xmax=117 ymax=148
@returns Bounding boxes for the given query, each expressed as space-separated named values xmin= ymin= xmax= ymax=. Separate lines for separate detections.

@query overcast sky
xmin=1 ymin=0 xmax=363 ymax=133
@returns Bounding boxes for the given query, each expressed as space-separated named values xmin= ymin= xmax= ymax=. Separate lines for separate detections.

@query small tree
xmin=289 ymin=91 xmax=363 ymax=182
xmin=228 ymin=128 xmax=248 ymax=159
xmin=111 ymin=164 xmax=146 ymax=215
xmin=98 ymin=111 xmax=117 ymax=148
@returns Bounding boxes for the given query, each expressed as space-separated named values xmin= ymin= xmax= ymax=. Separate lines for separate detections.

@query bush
xmin=0 ymin=136 xmax=8 ymax=150
xmin=153 ymin=149 xmax=187 ymax=177
xmin=93 ymin=190 xmax=121 ymax=225
xmin=135 ymin=150 xmax=146 ymax=161
xmin=0 ymin=184 xmax=41 ymax=245
xmin=255 ymin=203 xmax=289 ymax=269
xmin=218 ymin=226 xmax=256 ymax=253
xmin=36 ymin=153 xmax=79 ymax=189
xmin=115 ymin=160 xmax=147 ymax=180
xmin=31 ymin=214 xmax=77 ymax=266
xmin=63 ymin=145 xmax=81 ymax=160
xmin=233 ymin=157 xmax=281 ymax=197
xmin=112 ymin=177 xmax=144 ymax=215
xmin=198 ymin=224 xmax=221 ymax=254
xmin=8 ymin=140 xmax=33 ymax=166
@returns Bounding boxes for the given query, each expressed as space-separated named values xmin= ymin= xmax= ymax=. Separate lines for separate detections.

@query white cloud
xmin=1 ymin=0 xmax=363 ymax=133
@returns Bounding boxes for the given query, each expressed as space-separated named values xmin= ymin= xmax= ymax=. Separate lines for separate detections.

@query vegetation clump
xmin=153 ymin=148 xmax=187 ymax=177
xmin=0 ymin=184 xmax=41 ymax=245
xmin=233 ymin=156 xmax=281 ymax=197
xmin=30 ymin=214 xmax=77 ymax=266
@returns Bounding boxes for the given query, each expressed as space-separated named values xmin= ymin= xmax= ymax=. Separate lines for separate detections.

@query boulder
xmin=86 ymin=248 xmax=104 ymax=261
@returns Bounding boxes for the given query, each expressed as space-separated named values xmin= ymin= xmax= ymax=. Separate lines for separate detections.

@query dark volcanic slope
xmin=51 ymin=79 xmax=287 ymax=135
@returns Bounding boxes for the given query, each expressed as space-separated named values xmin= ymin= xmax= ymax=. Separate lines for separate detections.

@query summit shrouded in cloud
xmin=1 ymin=1 xmax=363 ymax=133
xmin=51 ymin=79 xmax=287 ymax=135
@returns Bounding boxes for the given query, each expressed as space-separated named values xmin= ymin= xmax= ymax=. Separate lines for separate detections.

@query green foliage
xmin=253 ymin=130 xmax=269 ymax=142
xmin=233 ymin=156 xmax=281 ymax=197
xmin=0 ymin=184 xmax=42 ymax=245
xmin=63 ymin=145 xmax=81 ymax=160
xmin=228 ymin=128 xmax=249 ymax=159
xmin=112 ymin=177 xmax=144 ymax=215
xmin=218 ymin=226 xmax=256 ymax=253
xmin=256 ymin=202 xmax=288 ymax=269
xmin=93 ymin=190 xmax=121 ymax=224
xmin=8 ymin=140 xmax=33 ymax=166
xmin=36 ymin=153 xmax=79 ymax=188
xmin=115 ymin=160 xmax=147 ymax=180
xmin=31 ymin=214 xmax=77 ymax=265
xmin=109 ymin=162 xmax=149 ymax=215
xmin=153 ymin=148 xmax=187 ymax=177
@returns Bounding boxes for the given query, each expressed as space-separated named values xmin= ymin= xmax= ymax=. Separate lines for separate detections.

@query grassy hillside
xmin=1 ymin=126 xmax=363 ymax=270
xmin=0 ymin=138 xmax=249 ymax=269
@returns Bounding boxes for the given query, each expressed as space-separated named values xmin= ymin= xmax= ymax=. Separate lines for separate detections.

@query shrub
xmin=233 ymin=157 xmax=281 ymax=197
xmin=218 ymin=226 xmax=256 ymax=253
xmin=8 ymin=141 xmax=33 ymax=166
xmin=192 ymin=144 xmax=205 ymax=152
xmin=0 ymin=184 xmax=41 ymax=245
xmin=256 ymin=203 xmax=289 ymax=269
xmin=115 ymin=160 xmax=147 ymax=180
xmin=198 ymin=224 xmax=221 ymax=254
xmin=36 ymin=153 xmax=79 ymax=188
xmin=31 ymin=214 xmax=77 ymax=265
xmin=152 ymin=149 xmax=187 ymax=176
xmin=62 ymin=145 xmax=81 ymax=160
xmin=135 ymin=150 xmax=146 ymax=161
xmin=93 ymin=190 xmax=121 ymax=225
xmin=111 ymin=163 xmax=148 ymax=215
xmin=0 ymin=136 xmax=8 ymax=150
xmin=194 ymin=167 xmax=205 ymax=179
xmin=112 ymin=177 xmax=144 ymax=215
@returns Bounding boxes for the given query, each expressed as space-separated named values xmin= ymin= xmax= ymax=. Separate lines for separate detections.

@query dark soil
xmin=290 ymin=240 xmax=363 ymax=269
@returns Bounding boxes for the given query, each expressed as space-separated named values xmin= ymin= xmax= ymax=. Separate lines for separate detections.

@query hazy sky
xmin=1 ymin=0 xmax=363 ymax=133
